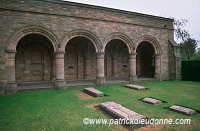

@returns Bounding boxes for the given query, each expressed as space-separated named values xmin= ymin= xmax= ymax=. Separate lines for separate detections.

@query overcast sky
xmin=65 ymin=0 xmax=200 ymax=47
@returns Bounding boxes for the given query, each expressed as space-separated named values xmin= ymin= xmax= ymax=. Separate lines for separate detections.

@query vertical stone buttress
xmin=54 ymin=51 xmax=67 ymax=89
xmin=129 ymin=53 xmax=137 ymax=83
xmin=5 ymin=51 xmax=18 ymax=93
xmin=154 ymin=54 xmax=162 ymax=81
xmin=174 ymin=46 xmax=182 ymax=80
xmin=96 ymin=52 xmax=106 ymax=86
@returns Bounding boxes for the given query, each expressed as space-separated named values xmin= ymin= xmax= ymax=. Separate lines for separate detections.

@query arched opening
xmin=65 ymin=37 xmax=96 ymax=81
xmin=15 ymin=34 xmax=54 ymax=83
xmin=136 ymin=41 xmax=155 ymax=78
xmin=105 ymin=39 xmax=129 ymax=78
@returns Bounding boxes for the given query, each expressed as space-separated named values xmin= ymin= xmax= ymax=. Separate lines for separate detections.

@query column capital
xmin=54 ymin=51 xmax=65 ymax=54
xmin=96 ymin=52 xmax=105 ymax=59
xmin=6 ymin=50 xmax=17 ymax=59
xmin=54 ymin=51 xmax=65 ymax=59
xmin=5 ymin=50 xmax=17 ymax=54
xmin=154 ymin=53 xmax=162 ymax=56
xmin=129 ymin=53 xmax=137 ymax=59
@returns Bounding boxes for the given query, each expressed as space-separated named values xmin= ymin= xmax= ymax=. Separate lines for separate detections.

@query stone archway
xmin=103 ymin=33 xmax=135 ymax=83
xmin=136 ymin=41 xmax=155 ymax=78
xmin=5 ymin=26 xmax=58 ymax=93
xmin=136 ymin=36 xmax=162 ymax=80
xmin=65 ymin=36 xmax=97 ymax=81
xmin=15 ymin=34 xmax=54 ymax=83
xmin=105 ymin=39 xmax=129 ymax=78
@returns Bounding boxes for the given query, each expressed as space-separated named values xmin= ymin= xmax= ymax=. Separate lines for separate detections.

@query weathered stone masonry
xmin=0 ymin=0 xmax=181 ymax=94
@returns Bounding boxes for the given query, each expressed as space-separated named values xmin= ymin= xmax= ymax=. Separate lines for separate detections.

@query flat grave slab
xmin=169 ymin=105 xmax=197 ymax=115
xmin=125 ymin=84 xmax=146 ymax=90
xmin=100 ymin=102 xmax=146 ymax=120
xmin=83 ymin=88 xmax=104 ymax=97
xmin=142 ymin=98 xmax=163 ymax=105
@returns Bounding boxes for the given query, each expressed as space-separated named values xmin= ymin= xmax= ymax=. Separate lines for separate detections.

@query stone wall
xmin=0 ymin=0 xmax=181 ymax=93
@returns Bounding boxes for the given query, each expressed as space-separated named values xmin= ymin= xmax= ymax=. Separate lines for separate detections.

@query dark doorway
xmin=136 ymin=41 xmax=155 ymax=78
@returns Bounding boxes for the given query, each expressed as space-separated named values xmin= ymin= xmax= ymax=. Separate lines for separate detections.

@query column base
xmin=54 ymin=80 xmax=67 ymax=90
xmin=129 ymin=76 xmax=137 ymax=83
xmin=155 ymin=74 xmax=162 ymax=81
xmin=175 ymin=74 xmax=182 ymax=81
xmin=96 ymin=77 xmax=106 ymax=86
xmin=5 ymin=81 xmax=18 ymax=94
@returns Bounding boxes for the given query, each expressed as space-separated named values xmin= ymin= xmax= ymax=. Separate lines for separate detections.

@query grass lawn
xmin=0 ymin=81 xmax=200 ymax=131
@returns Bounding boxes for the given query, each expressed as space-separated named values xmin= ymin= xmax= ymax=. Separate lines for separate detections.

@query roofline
xmin=43 ymin=0 xmax=174 ymax=22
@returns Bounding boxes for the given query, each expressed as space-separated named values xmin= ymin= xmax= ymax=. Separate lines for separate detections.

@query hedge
xmin=181 ymin=60 xmax=200 ymax=82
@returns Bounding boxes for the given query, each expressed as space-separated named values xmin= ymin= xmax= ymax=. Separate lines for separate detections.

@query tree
xmin=180 ymin=38 xmax=198 ymax=60
xmin=173 ymin=19 xmax=190 ymax=43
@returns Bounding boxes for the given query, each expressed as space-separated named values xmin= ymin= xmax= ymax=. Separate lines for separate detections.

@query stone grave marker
xmin=125 ymin=84 xmax=146 ymax=90
xmin=84 ymin=87 xmax=104 ymax=97
xmin=100 ymin=102 xmax=146 ymax=120
xmin=169 ymin=105 xmax=197 ymax=115
xmin=142 ymin=98 xmax=163 ymax=105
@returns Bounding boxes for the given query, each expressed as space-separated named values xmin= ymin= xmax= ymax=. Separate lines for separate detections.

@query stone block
xmin=142 ymin=98 xmax=163 ymax=105
xmin=125 ymin=84 xmax=146 ymax=90
xmin=84 ymin=87 xmax=104 ymax=97
xmin=169 ymin=105 xmax=197 ymax=115
xmin=100 ymin=102 xmax=146 ymax=120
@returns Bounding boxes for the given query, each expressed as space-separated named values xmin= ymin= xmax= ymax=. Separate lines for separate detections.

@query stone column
xmin=5 ymin=51 xmax=18 ymax=94
xmin=54 ymin=51 xmax=67 ymax=90
xmin=84 ymin=53 xmax=91 ymax=79
xmin=51 ymin=54 xmax=56 ymax=81
xmin=129 ymin=53 xmax=137 ymax=83
xmin=112 ymin=54 xmax=118 ymax=77
xmin=154 ymin=54 xmax=162 ymax=81
xmin=96 ymin=52 xmax=106 ymax=86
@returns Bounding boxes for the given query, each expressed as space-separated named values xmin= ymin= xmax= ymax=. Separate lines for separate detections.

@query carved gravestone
xmin=100 ymin=102 xmax=146 ymax=120
xmin=169 ymin=105 xmax=197 ymax=115
xmin=84 ymin=87 xmax=104 ymax=97
xmin=125 ymin=84 xmax=146 ymax=90
xmin=142 ymin=98 xmax=163 ymax=105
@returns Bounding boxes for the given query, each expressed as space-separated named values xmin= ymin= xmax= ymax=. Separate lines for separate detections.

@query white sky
xmin=65 ymin=0 xmax=200 ymax=47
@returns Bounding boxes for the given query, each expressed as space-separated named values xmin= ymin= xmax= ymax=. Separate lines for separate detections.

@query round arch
xmin=102 ymin=32 xmax=134 ymax=53
xmin=6 ymin=25 xmax=59 ymax=52
xmin=60 ymin=29 xmax=101 ymax=52
xmin=135 ymin=35 xmax=162 ymax=54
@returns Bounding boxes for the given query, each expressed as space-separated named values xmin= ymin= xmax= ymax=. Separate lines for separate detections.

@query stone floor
xmin=17 ymin=77 xmax=155 ymax=92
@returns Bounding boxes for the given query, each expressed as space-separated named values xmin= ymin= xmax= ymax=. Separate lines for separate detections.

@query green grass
xmin=0 ymin=81 xmax=200 ymax=131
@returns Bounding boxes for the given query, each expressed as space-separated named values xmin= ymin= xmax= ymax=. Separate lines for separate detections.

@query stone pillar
xmin=5 ymin=51 xmax=18 ymax=94
xmin=54 ymin=51 xmax=67 ymax=90
xmin=129 ymin=53 xmax=137 ymax=83
xmin=96 ymin=52 xmax=106 ymax=86
xmin=154 ymin=54 xmax=162 ymax=81
xmin=112 ymin=54 xmax=118 ymax=77
xmin=51 ymin=54 xmax=56 ymax=81
xmin=84 ymin=53 xmax=91 ymax=79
